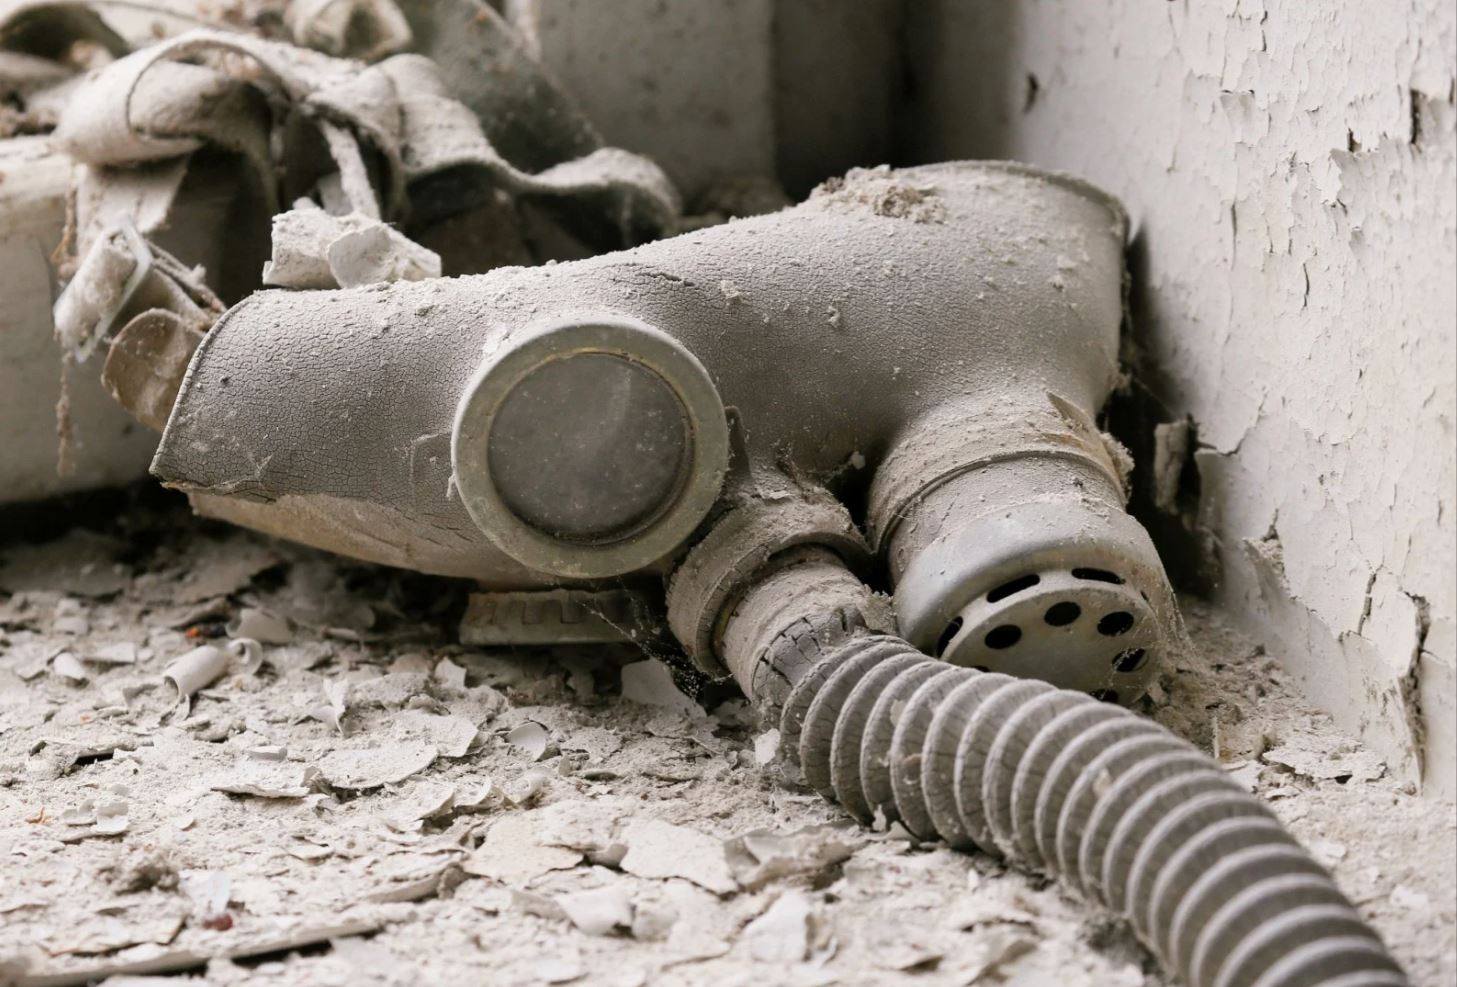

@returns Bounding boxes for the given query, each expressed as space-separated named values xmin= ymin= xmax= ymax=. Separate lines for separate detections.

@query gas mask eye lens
xmin=486 ymin=352 xmax=690 ymax=542
xmin=452 ymin=317 xmax=728 ymax=578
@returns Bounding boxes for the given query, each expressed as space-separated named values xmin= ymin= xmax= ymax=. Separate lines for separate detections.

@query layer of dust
xmin=1 ymin=496 xmax=1452 ymax=986
xmin=809 ymin=165 xmax=948 ymax=224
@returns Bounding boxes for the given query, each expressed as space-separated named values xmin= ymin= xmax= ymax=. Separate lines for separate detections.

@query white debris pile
xmin=0 ymin=509 xmax=1451 ymax=986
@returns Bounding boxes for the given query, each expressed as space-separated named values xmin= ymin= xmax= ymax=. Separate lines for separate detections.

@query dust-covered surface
xmin=1 ymin=495 xmax=1452 ymax=986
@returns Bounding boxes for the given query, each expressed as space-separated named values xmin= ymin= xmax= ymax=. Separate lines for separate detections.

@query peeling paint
xmin=906 ymin=0 xmax=1457 ymax=796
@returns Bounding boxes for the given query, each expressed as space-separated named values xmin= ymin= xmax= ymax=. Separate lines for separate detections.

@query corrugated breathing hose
xmin=668 ymin=496 xmax=1409 ymax=987
xmin=768 ymin=630 xmax=1409 ymax=987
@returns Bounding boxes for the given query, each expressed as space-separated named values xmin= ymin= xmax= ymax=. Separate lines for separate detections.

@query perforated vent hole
xmin=984 ymin=625 xmax=1022 ymax=649
xmin=1113 ymin=648 xmax=1148 ymax=673
xmin=936 ymin=617 xmax=964 ymax=657
xmin=987 ymin=574 xmax=1040 ymax=602
xmin=1097 ymin=611 xmax=1135 ymax=636
xmin=1044 ymin=602 xmax=1082 ymax=626
xmin=1072 ymin=567 xmax=1124 ymax=584
xmin=1090 ymin=688 xmax=1121 ymax=703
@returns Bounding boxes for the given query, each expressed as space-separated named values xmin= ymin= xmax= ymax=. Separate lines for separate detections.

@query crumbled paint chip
xmin=753 ymin=729 xmax=780 ymax=766
xmin=85 ymin=642 xmax=138 ymax=666
xmin=1262 ymin=735 xmax=1386 ymax=782
xmin=463 ymin=812 xmax=582 ymax=885
xmin=163 ymin=645 xmax=230 ymax=700
xmin=210 ymin=760 xmax=321 ymax=799
xmin=557 ymin=884 xmax=633 ymax=936
xmin=534 ymin=956 xmax=586 ymax=984
xmin=382 ymin=780 xmax=456 ymax=832
xmin=500 ymin=768 xmax=550 ymax=807
xmin=506 ymin=720 xmax=551 ymax=761
xmin=741 ymin=890 xmax=813 ymax=962
xmin=394 ymin=710 xmax=478 ymax=758
xmin=227 ymin=608 xmax=294 ymax=645
xmin=51 ymin=652 xmax=89 ymax=683
xmin=620 ymin=661 xmax=702 ymax=718
xmin=433 ymin=658 xmax=467 ymax=690
xmin=619 ymin=818 xmax=736 ymax=894
xmin=317 ymin=742 xmax=437 ymax=789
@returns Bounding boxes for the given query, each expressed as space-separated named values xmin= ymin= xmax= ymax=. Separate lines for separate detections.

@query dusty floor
xmin=0 ymin=491 xmax=1452 ymax=987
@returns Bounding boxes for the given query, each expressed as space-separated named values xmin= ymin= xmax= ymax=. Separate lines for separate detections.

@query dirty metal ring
xmin=452 ymin=315 xmax=730 ymax=579
xmin=666 ymin=494 xmax=872 ymax=677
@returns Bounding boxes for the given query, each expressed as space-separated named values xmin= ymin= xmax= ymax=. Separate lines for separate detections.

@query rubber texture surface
xmin=772 ymin=633 xmax=1408 ymax=987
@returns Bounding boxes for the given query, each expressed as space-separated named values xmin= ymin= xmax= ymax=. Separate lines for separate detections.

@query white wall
xmin=904 ymin=0 xmax=1456 ymax=796
xmin=507 ymin=0 xmax=901 ymax=203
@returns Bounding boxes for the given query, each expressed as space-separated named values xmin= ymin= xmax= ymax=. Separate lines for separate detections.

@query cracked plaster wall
xmin=903 ymin=0 xmax=1456 ymax=797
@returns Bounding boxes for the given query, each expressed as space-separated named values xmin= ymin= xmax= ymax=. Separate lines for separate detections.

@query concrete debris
xmin=0 ymin=517 xmax=1448 ymax=985
xmin=453 ymin=780 xmax=494 ymax=812
xmin=870 ymin=935 xmax=947 ymax=973
xmin=104 ymin=849 xmax=178 ymax=893
xmin=536 ymin=799 xmax=628 ymax=866
xmin=1391 ymin=885 xmax=1431 ymax=911
xmin=1308 ymin=838 xmax=1349 ymax=866
xmin=347 ymin=672 xmax=423 ymax=709
xmin=327 ymin=221 xmax=443 ymax=288
xmin=60 ymin=804 xmax=96 ymax=826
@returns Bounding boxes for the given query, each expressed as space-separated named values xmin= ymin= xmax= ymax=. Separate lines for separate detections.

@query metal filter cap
xmin=452 ymin=316 xmax=729 ymax=578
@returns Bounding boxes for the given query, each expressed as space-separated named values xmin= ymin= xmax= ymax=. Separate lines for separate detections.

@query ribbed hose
xmin=774 ymin=633 xmax=1408 ymax=987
